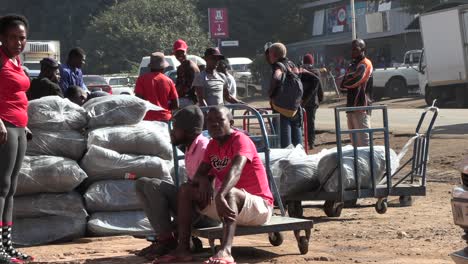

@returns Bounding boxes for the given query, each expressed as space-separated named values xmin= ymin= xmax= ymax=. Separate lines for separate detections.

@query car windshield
xmin=83 ymin=76 xmax=107 ymax=85
xmin=23 ymin=62 xmax=41 ymax=71
xmin=231 ymin=64 xmax=250 ymax=72
xmin=109 ymin=77 xmax=129 ymax=86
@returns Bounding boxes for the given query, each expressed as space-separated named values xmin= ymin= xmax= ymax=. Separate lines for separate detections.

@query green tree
xmin=81 ymin=0 xmax=211 ymax=74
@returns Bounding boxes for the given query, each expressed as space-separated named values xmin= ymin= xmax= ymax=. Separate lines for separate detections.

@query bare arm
xmin=195 ymin=86 xmax=207 ymax=107
xmin=269 ymin=69 xmax=283 ymax=98
xmin=223 ymin=85 xmax=244 ymax=104
xmin=218 ymin=155 xmax=247 ymax=197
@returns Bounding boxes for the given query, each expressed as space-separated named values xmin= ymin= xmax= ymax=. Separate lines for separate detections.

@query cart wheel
xmin=268 ymin=232 xmax=284 ymax=247
xmin=375 ymin=198 xmax=388 ymax=214
xmin=399 ymin=196 xmax=413 ymax=207
xmin=298 ymin=236 xmax=309 ymax=255
xmin=344 ymin=199 xmax=358 ymax=208
xmin=190 ymin=237 xmax=203 ymax=253
xmin=287 ymin=201 xmax=304 ymax=218
xmin=324 ymin=200 xmax=343 ymax=217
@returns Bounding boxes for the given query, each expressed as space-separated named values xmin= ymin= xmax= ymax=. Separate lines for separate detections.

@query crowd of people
xmin=0 ymin=12 xmax=374 ymax=264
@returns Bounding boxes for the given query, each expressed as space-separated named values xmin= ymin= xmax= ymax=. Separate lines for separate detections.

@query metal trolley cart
xmin=172 ymin=104 xmax=314 ymax=255
xmin=284 ymin=105 xmax=439 ymax=218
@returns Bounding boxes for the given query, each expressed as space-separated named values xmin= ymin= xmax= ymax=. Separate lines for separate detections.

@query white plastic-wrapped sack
xmin=258 ymin=146 xmax=305 ymax=168
xmin=12 ymin=216 xmax=86 ymax=246
xmin=80 ymin=145 xmax=173 ymax=183
xmin=16 ymin=156 xmax=88 ymax=195
xmin=27 ymin=129 xmax=87 ymax=160
xmin=87 ymin=121 xmax=172 ymax=160
xmin=87 ymin=211 xmax=153 ymax=236
xmin=83 ymin=95 xmax=148 ymax=128
xmin=28 ymin=96 xmax=88 ymax=131
xmin=276 ymin=146 xmax=327 ymax=196
xmin=317 ymin=145 xmax=399 ymax=192
xmin=14 ymin=192 xmax=87 ymax=219
xmin=84 ymin=180 xmax=141 ymax=213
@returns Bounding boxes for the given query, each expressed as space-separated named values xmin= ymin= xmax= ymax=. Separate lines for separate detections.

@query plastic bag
xmin=84 ymin=180 xmax=141 ymax=213
xmin=14 ymin=192 xmax=87 ymax=219
xmin=87 ymin=121 xmax=172 ymax=160
xmin=317 ymin=145 xmax=399 ymax=192
xmin=83 ymin=95 xmax=148 ymax=128
xmin=28 ymin=96 xmax=88 ymax=131
xmin=16 ymin=156 xmax=88 ymax=195
xmin=12 ymin=216 xmax=86 ymax=246
xmin=276 ymin=147 xmax=325 ymax=196
xmin=27 ymin=129 xmax=87 ymax=161
xmin=87 ymin=211 xmax=153 ymax=236
xmin=80 ymin=145 xmax=173 ymax=183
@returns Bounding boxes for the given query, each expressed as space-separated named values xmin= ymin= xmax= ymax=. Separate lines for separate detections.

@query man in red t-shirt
xmin=135 ymin=52 xmax=179 ymax=121
xmin=153 ymin=106 xmax=273 ymax=264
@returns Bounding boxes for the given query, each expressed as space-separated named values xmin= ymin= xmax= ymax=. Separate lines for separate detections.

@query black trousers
xmin=304 ymin=103 xmax=319 ymax=147
xmin=0 ymin=121 xmax=26 ymax=224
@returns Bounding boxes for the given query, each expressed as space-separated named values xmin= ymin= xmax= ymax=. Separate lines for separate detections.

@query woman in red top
xmin=0 ymin=14 xmax=33 ymax=263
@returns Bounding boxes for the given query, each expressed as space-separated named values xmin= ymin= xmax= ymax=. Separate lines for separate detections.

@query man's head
xmin=171 ymin=105 xmax=204 ymax=146
xmin=148 ymin=52 xmax=168 ymax=72
xmin=206 ymin=106 xmax=234 ymax=140
xmin=204 ymin=47 xmax=225 ymax=70
xmin=65 ymin=85 xmax=87 ymax=106
xmin=268 ymin=42 xmax=287 ymax=64
xmin=0 ymin=14 xmax=28 ymax=58
xmin=68 ymin=47 xmax=86 ymax=69
xmin=303 ymin=53 xmax=314 ymax=65
xmin=216 ymin=59 xmax=230 ymax=74
xmin=39 ymin=57 xmax=60 ymax=83
xmin=173 ymin=39 xmax=188 ymax=63
xmin=351 ymin=39 xmax=366 ymax=60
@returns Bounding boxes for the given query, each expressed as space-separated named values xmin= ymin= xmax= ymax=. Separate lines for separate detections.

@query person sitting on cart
xmin=153 ymin=106 xmax=274 ymax=264
xmin=135 ymin=105 xmax=217 ymax=260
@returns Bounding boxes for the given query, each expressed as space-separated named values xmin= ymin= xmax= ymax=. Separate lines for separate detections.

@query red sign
xmin=209 ymin=8 xmax=229 ymax=39
xmin=337 ymin=6 xmax=347 ymax=25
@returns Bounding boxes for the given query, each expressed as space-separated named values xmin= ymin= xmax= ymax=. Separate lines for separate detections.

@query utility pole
xmin=350 ymin=0 xmax=357 ymax=40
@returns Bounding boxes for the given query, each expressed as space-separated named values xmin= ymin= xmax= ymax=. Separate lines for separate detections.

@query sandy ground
xmin=22 ymin=133 xmax=467 ymax=264
xmin=21 ymin=96 xmax=468 ymax=264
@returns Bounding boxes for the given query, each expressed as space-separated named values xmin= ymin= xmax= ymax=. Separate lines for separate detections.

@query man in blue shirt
xmin=59 ymin=47 xmax=88 ymax=94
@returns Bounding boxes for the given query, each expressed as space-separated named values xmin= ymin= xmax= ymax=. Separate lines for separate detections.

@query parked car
xmin=102 ymin=75 xmax=135 ymax=95
xmin=227 ymin=57 xmax=259 ymax=97
xmin=83 ymin=75 xmax=112 ymax=94
xmin=138 ymin=55 xmax=206 ymax=76
xmin=372 ymin=50 xmax=422 ymax=101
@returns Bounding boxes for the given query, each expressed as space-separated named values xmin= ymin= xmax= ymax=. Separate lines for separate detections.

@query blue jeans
xmin=279 ymin=111 xmax=303 ymax=148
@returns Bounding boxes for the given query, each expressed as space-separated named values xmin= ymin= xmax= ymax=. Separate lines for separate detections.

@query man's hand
xmin=198 ymin=178 xmax=213 ymax=209
xmin=215 ymin=193 xmax=236 ymax=222
xmin=0 ymin=120 xmax=7 ymax=145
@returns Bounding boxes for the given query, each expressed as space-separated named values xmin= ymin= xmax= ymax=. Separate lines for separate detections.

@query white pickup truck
xmin=372 ymin=50 xmax=422 ymax=101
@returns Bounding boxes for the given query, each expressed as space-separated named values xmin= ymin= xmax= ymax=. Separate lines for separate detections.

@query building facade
xmin=287 ymin=0 xmax=422 ymax=71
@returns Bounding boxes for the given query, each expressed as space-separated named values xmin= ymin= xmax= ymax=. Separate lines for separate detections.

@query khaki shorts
xmin=200 ymin=190 xmax=273 ymax=226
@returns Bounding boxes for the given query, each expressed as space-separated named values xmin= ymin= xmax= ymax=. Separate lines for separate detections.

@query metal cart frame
xmin=172 ymin=104 xmax=314 ymax=255
xmin=285 ymin=105 xmax=439 ymax=218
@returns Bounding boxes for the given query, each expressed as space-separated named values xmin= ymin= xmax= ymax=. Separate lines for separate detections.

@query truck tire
xmin=372 ymin=86 xmax=384 ymax=101
xmin=425 ymin=86 xmax=435 ymax=106
xmin=387 ymin=78 xmax=407 ymax=98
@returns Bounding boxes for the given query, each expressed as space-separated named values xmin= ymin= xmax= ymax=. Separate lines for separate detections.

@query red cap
xmin=303 ymin=53 xmax=314 ymax=65
xmin=173 ymin=39 xmax=188 ymax=54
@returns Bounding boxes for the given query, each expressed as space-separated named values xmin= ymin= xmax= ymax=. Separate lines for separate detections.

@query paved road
xmin=315 ymin=108 xmax=468 ymax=136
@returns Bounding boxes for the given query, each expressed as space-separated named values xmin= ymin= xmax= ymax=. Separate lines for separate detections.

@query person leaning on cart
xmin=153 ymin=106 xmax=274 ymax=264
xmin=340 ymin=39 xmax=374 ymax=147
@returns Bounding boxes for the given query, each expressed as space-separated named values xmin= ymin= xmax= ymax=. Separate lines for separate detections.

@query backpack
xmin=271 ymin=61 xmax=303 ymax=118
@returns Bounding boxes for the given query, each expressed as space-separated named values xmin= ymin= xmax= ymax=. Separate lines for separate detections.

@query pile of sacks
xmin=80 ymin=96 xmax=173 ymax=237
xmin=14 ymin=97 xmax=89 ymax=246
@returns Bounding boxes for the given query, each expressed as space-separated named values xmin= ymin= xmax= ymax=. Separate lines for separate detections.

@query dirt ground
xmin=21 ymin=127 xmax=468 ymax=264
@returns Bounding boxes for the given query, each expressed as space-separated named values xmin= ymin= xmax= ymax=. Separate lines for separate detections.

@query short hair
xmin=0 ymin=14 xmax=29 ymax=35
xmin=353 ymin=39 xmax=366 ymax=51
xmin=269 ymin=43 xmax=287 ymax=59
xmin=173 ymin=105 xmax=204 ymax=134
xmin=65 ymin=85 xmax=83 ymax=98
xmin=208 ymin=105 xmax=233 ymax=121
xmin=68 ymin=47 xmax=85 ymax=59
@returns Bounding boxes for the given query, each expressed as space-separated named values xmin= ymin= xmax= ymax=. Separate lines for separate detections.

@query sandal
xmin=204 ymin=257 xmax=237 ymax=264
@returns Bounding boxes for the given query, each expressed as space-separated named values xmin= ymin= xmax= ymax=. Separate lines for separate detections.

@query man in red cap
xmin=173 ymin=39 xmax=200 ymax=108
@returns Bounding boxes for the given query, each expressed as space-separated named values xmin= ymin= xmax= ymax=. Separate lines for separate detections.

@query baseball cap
xmin=204 ymin=47 xmax=225 ymax=60
xmin=173 ymin=39 xmax=188 ymax=54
